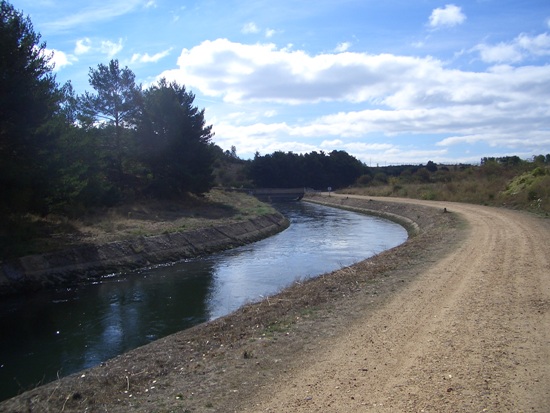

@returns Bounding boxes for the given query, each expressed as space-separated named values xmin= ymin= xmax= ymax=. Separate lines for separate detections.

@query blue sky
xmin=16 ymin=0 xmax=550 ymax=165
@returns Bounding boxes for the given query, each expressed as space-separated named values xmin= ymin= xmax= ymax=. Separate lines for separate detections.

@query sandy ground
xmin=2 ymin=195 xmax=548 ymax=412
xmin=240 ymin=195 xmax=550 ymax=412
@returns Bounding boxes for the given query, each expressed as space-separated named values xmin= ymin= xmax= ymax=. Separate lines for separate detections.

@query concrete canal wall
xmin=0 ymin=213 xmax=289 ymax=296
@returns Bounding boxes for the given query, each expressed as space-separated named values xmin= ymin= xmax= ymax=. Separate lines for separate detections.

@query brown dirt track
xmin=1 ymin=195 xmax=549 ymax=412
xmin=241 ymin=195 xmax=550 ymax=412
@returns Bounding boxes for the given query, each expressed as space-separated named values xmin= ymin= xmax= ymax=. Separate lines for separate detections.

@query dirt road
xmin=241 ymin=196 xmax=550 ymax=412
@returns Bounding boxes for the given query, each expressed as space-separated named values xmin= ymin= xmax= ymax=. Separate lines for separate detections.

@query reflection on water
xmin=0 ymin=202 xmax=407 ymax=402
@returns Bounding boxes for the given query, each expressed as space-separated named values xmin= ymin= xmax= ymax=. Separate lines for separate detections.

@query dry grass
xmin=1 ymin=189 xmax=276 ymax=258
xmin=344 ymin=164 xmax=550 ymax=215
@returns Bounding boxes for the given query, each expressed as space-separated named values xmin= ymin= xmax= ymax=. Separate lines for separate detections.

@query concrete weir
xmin=0 ymin=213 xmax=289 ymax=296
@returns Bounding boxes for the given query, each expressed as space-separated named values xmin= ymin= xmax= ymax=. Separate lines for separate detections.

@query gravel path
xmin=241 ymin=195 xmax=550 ymax=412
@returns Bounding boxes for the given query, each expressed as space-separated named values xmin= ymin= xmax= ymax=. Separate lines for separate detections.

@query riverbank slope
xmin=0 ymin=190 xmax=288 ymax=296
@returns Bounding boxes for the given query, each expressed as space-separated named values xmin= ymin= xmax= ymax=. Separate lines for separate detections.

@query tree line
xmin=248 ymin=150 xmax=368 ymax=189
xmin=1 ymin=1 xmax=215 ymax=216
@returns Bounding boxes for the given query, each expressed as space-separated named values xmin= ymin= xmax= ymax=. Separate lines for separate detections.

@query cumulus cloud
xmin=241 ymin=22 xmax=278 ymax=38
xmin=131 ymin=48 xmax=172 ymax=63
xmin=72 ymin=37 xmax=127 ymax=59
xmin=475 ymin=42 xmax=523 ymax=63
xmin=475 ymin=32 xmax=550 ymax=63
xmin=334 ymin=42 xmax=351 ymax=52
xmin=429 ymin=4 xmax=466 ymax=28
xmin=75 ymin=38 xmax=92 ymax=55
xmin=162 ymin=39 xmax=441 ymax=105
xmin=46 ymin=48 xmax=76 ymax=71
xmin=100 ymin=39 xmax=124 ymax=57
xmin=265 ymin=28 xmax=276 ymax=38
xmin=162 ymin=38 xmax=536 ymax=109
xmin=516 ymin=32 xmax=550 ymax=56
xmin=160 ymin=38 xmax=550 ymax=164
xmin=242 ymin=22 xmax=260 ymax=34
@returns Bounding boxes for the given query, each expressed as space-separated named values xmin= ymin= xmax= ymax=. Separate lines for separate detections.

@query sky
xmin=15 ymin=0 xmax=550 ymax=165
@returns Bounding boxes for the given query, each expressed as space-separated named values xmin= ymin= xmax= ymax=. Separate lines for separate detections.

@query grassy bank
xmin=344 ymin=162 xmax=550 ymax=215
xmin=0 ymin=189 xmax=276 ymax=259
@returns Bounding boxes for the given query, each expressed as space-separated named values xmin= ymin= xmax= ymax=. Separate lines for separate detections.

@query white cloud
xmin=101 ymin=39 xmax=124 ymax=57
xmin=474 ymin=32 xmax=550 ymax=63
xmin=334 ymin=42 xmax=351 ymax=53
xmin=162 ymin=39 xmax=436 ymax=105
xmin=159 ymin=38 xmax=550 ymax=162
xmin=242 ymin=22 xmax=260 ymax=34
xmin=75 ymin=38 xmax=92 ymax=55
xmin=265 ymin=28 xmax=276 ymax=38
xmin=242 ymin=22 xmax=277 ymax=38
xmin=44 ymin=0 xmax=146 ymax=31
xmin=429 ymin=4 xmax=466 ymax=28
xmin=131 ymin=48 xmax=172 ymax=63
xmin=437 ymin=131 xmax=550 ymax=150
xmin=161 ymin=39 xmax=550 ymax=113
xmin=475 ymin=42 xmax=523 ymax=63
xmin=46 ymin=48 xmax=76 ymax=71
xmin=516 ymin=32 xmax=550 ymax=56
xmin=162 ymin=39 xmax=490 ymax=108
xmin=212 ymin=117 xmax=454 ymax=164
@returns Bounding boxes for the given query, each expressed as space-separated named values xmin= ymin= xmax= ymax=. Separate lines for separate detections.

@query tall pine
xmin=0 ymin=0 xmax=60 ymax=212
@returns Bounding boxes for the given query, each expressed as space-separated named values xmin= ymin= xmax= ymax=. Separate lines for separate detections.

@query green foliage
xmin=0 ymin=0 xmax=61 ymax=213
xmin=501 ymin=168 xmax=550 ymax=211
xmin=414 ymin=168 xmax=431 ymax=183
xmin=79 ymin=59 xmax=142 ymax=189
xmin=249 ymin=150 xmax=367 ymax=189
xmin=0 ymin=2 xmax=219 ymax=218
xmin=426 ymin=160 xmax=437 ymax=172
xmin=481 ymin=155 xmax=523 ymax=166
xmin=137 ymin=79 xmax=215 ymax=196
xmin=211 ymin=149 xmax=252 ymax=188
xmin=373 ymin=172 xmax=388 ymax=185
xmin=345 ymin=157 xmax=550 ymax=213
xmin=356 ymin=174 xmax=372 ymax=186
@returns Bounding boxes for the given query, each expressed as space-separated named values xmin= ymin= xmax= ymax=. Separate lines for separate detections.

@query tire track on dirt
xmin=241 ymin=197 xmax=550 ymax=412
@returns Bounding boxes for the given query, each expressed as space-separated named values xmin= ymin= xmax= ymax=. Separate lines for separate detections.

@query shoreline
xmin=0 ymin=196 xmax=461 ymax=412
xmin=0 ymin=212 xmax=289 ymax=296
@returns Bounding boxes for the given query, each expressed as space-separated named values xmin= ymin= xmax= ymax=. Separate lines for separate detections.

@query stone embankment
xmin=0 ymin=213 xmax=288 ymax=296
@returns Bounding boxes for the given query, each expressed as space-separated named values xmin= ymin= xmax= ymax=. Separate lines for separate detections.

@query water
xmin=0 ymin=201 xmax=407 ymax=402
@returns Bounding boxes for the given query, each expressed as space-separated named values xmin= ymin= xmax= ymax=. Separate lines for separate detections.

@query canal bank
xmin=0 ymin=196 xmax=462 ymax=412
xmin=0 ymin=213 xmax=288 ymax=296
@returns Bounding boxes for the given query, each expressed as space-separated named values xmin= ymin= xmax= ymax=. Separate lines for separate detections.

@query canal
xmin=0 ymin=201 xmax=408 ymax=402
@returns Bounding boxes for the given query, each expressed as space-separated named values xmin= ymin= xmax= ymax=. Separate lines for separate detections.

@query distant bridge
xmin=249 ymin=188 xmax=305 ymax=202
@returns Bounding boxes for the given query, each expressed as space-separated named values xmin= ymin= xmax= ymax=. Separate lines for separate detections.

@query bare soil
xmin=2 ymin=194 xmax=549 ymax=412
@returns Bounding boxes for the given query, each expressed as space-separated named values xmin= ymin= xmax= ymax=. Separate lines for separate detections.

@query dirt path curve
xmin=241 ymin=196 xmax=550 ymax=412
